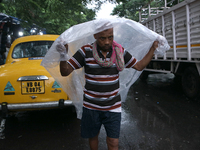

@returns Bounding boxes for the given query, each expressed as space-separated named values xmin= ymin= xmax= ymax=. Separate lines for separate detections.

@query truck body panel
xmin=141 ymin=0 xmax=200 ymax=98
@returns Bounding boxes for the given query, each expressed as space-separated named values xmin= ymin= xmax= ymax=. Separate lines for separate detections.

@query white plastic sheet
xmin=41 ymin=18 xmax=170 ymax=119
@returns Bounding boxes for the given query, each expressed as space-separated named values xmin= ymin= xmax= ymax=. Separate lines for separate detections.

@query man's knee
xmin=89 ymin=134 xmax=99 ymax=142
xmin=106 ymin=137 xmax=119 ymax=150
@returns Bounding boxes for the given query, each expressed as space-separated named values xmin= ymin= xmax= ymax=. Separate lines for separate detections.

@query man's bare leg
xmin=89 ymin=134 xmax=99 ymax=150
xmin=106 ymin=137 xmax=119 ymax=150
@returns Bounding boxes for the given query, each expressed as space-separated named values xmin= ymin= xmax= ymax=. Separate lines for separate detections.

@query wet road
xmin=0 ymin=73 xmax=200 ymax=150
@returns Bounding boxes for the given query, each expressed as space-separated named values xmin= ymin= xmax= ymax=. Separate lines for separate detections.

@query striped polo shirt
xmin=67 ymin=43 xmax=138 ymax=112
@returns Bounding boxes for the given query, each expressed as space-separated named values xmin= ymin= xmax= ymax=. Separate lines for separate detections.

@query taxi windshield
xmin=12 ymin=41 xmax=53 ymax=58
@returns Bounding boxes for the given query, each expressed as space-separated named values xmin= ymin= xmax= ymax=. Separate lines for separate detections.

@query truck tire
xmin=182 ymin=67 xmax=200 ymax=99
xmin=173 ymin=75 xmax=182 ymax=89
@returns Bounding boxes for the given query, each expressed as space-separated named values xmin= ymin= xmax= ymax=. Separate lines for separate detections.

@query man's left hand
xmin=152 ymin=41 xmax=159 ymax=50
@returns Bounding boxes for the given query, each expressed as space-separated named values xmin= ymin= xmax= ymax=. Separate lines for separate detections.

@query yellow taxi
xmin=0 ymin=35 xmax=73 ymax=116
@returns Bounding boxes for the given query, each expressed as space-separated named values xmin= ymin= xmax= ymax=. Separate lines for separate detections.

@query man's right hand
xmin=56 ymin=41 xmax=68 ymax=54
xmin=56 ymin=40 xmax=69 ymax=60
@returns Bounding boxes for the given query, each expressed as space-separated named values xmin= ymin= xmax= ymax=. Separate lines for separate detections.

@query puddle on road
xmin=146 ymin=73 xmax=175 ymax=87
xmin=120 ymin=98 xmax=177 ymax=150
xmin=118 ymin=73 xmax=200 ymax=150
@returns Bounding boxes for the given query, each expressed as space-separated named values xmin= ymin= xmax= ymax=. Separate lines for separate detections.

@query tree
xmin=111 ymin=0 xmax=185 ymax=22
xmin=0 ymin=0 xmax=97 ymax=34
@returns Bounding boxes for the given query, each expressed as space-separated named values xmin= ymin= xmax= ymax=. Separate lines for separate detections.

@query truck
xmin=140 ymin=0 xmax=200 ymax=99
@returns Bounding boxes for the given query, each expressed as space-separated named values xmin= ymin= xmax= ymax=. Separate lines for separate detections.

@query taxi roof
xmin=12 ymin=34 xmax=59 ymax=44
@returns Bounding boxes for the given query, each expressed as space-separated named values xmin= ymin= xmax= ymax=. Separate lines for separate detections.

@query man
xmin=57 ymin=27 xmax=158 ymax=150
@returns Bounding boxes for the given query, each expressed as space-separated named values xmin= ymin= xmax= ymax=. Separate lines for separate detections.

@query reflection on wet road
xmin=119 ymin=73 xmax=200 ymax=150
xmin=0 ymin=74 xmax=200 ymax=150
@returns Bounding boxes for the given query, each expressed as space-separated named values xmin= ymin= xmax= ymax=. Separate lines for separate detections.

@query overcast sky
xmin=96 ymin=2 xmax=117 ymax=19
xmin=88 ymin=1 xmax=117 ymax=19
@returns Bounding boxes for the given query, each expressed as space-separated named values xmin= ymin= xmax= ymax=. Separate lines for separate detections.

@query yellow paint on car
xmin=0 ymin=35 xmax=70 ymax=109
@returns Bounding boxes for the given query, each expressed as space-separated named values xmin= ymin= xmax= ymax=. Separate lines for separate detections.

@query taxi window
xmin=12 ymin=41 xmax=53 ymax=58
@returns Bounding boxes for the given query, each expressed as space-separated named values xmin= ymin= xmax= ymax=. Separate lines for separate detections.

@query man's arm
xmin=133 ymin=41 xmax=158 ymax=71
xmin=60 ymin=61 xmax=74 ymax=76
xmin=56 ymin=43 xmax=74 ymax=76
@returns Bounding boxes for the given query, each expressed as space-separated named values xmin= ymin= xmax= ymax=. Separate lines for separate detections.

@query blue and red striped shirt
xmin=67 ymin=43 xmax=137 ymax=112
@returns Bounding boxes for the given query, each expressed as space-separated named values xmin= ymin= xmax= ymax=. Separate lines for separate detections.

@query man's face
xmin=94 ymin=28 xmax=113 ymax=52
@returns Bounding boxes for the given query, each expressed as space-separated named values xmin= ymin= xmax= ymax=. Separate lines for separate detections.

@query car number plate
xmin=21 ymin=81 xmax=45 ymax=94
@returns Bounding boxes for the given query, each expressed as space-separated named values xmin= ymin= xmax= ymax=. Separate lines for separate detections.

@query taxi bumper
xmin=0 ymin=100 xmax=73 ymax=111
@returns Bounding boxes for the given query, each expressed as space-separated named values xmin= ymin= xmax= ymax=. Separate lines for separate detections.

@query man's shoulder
xmin=81 ymin=43 xmax=93 ymax=50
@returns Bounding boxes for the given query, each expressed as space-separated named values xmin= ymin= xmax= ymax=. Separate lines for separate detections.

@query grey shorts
xmin=81 ymin=107 xmax=121 ymax=139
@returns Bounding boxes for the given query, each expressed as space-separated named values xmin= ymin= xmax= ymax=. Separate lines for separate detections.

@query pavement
xmin=0 ymin=73 xmax=200 ymax=150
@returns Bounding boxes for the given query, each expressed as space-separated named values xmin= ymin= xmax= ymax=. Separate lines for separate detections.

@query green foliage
xmin=0 ymin=0 xmax=186 ymax=33
xmin=111 ymin=0 xmax=151 ymax=21
xmin=112 ymin=0 xmax=185 ymax=22
xmin=0 ymin=0 xmax=96 ymax=34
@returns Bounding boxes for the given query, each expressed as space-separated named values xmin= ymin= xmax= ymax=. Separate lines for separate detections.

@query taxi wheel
xmin=6 ymin=114 xmax=19 ymax=124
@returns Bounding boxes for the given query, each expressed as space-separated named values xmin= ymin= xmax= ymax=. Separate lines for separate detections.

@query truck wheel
xmin=182 ymin=67 xmax=200 ymax=99
xmin=139 ymin=71 xmax=149 ymax=81
xmin=173 ymin=75 xmax=182 ymax=89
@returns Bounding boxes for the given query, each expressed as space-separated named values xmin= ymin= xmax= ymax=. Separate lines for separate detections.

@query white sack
xmin=41 ymin=18 xmax=170 ymax=119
